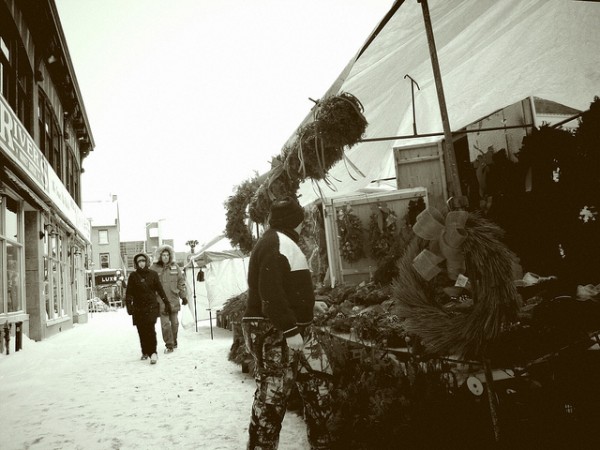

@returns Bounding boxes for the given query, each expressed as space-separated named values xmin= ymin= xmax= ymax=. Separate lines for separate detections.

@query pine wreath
xmin=337 ymin=204 xmax=365 ymax=263
xmin=224 ymin=177 xmax=260 ymax=254
xmin=368 ymin=203 xmax=398 ymax=262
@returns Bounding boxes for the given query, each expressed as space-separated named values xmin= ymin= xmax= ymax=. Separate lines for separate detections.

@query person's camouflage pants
xmin=242 ymin=318 xmax=333 ymax=450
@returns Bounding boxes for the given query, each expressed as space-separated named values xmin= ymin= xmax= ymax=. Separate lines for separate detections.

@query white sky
xmin=0 ymin=309 xmax=311 ymax=449
xmin=54 ymin=0 xmax=395 ymax=251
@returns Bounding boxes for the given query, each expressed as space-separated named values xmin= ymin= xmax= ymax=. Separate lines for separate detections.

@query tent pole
xmin=186 ymin=240 xmax=199 ymax=332
xmin=418 ymin=0 xmax=465 ymax=205
xmin=191 ymin=262 xmax=198 ymax=332
xmin=208 ymin=309 xmax=214 ymax=340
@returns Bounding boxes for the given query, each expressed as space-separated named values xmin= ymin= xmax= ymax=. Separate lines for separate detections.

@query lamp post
xmin=186 ymin=239 xmax=199 ymax=332
xmin=115 ymin=269 xmax=125 ymax=307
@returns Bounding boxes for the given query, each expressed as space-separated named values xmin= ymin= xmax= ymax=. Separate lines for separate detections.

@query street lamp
xmin=115 ymin=269 xmax=125 ymax=307
xmin=186 ymin=239 xmax=199 ymax=333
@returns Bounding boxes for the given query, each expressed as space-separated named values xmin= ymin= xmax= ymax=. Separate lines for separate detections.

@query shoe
xmin=174 ymin=341 xmax=178 ymax=349
xmin=164 ymin=347 xmax=174 ymax=354
xmin=141 ymin=354 xmax=149 ymax=360
xmin=150 ymin=353 xmax=158 ymax=364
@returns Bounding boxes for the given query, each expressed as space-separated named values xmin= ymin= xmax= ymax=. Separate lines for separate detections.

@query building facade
xmin=83 ymin=196 xmax=127 ymax=301
xmin=0 ymin=0 xmax=94 ymax=342
xmin=120 ymin=240 xmax=145 ymax=273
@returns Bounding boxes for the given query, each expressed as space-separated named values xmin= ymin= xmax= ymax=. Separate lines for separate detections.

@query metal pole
xmin=186 ymin=240 xmax=199 ymax=333
xmin=191 ymin=262 xmax=198 ymax=332
xmin=483 ymin=358 xmax=501 ymax=443
xmin=418 ymin=0 xmax=463 ymax=202
xmin=404 ymin=74 xmax=420 ymax=135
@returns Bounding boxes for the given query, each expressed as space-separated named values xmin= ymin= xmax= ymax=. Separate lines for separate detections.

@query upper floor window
xmin=0 ymin=14 xmax=32 ymax=133
xmin=38 ymin=92 xmax=62 ymax=178
xmin=99 ymin=253 xmax=110 ymax=269
xmin=98 ymin=230 xmax=109 ymax=245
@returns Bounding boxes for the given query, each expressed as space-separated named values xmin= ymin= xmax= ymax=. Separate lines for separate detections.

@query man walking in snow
xmin=242 ymin=197 xmax=333 ymax=450
xmin=150 ymin=245 xmax=188 ymax=353
xmin=125 ymin=253 xmax=171 ymax=364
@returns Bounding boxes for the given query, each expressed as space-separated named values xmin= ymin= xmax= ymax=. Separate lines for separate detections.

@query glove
xmin=181 ymin=298 xmax=188 ymax=306
xmin=163 ymin=302 xmax=172 ymax=315
xmin=285 ymin=333 xmax=304 ymax=352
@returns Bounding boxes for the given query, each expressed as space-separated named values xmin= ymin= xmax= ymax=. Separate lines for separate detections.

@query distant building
xmin=120 ymin=240 xmax=145 ymax=272
xmin=83 ymin=196 xmax=126 ymax=299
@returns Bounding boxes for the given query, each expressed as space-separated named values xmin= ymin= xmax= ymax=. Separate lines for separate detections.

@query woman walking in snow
xmin=125 ymin=253 xmax=171 ymax=364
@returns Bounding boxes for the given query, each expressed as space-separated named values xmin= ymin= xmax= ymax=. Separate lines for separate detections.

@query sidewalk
xmin=0 ymin=308 xmax=309 ymax=450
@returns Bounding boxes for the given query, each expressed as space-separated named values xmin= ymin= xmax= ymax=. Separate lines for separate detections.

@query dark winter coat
xmin=243 ymin=228 xmax=315 ymax=338
xmin=125 ymin=253 xmax=169 ymax=326
xmin=149 ymin=244 xmax=187 ymax=313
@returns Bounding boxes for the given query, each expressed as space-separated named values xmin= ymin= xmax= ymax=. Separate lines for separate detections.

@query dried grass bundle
xmin=249 ymin=92 xmax=367 ymax=223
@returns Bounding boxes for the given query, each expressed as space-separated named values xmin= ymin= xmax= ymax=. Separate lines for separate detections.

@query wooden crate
xmin=394 ymin=141 xmax=447 ymax=210
xmin=323 ymin=188 xmax=428 ymax=286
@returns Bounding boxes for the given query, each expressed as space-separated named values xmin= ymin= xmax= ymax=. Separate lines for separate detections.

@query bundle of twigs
xmin=391 ymin=214 xmax=521 ymax=359
xmin=249 ymin=92 xmax=367 ymax=224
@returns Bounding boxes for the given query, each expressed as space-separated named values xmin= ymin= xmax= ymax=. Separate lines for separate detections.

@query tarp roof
xmin=296 ymin=0 xmax=600 ymax=205
xmin=191 ymin=249 xmax=246 ymax=267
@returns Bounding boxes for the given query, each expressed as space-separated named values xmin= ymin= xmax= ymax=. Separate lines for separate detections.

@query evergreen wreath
xmin=368 ymin=202 xmax=398 ymax=262
xmin=224 ymin=177 xmax=260 ymax=254
xmin=249 ymin=92 xmax=368 ymax=224
xmin=337 ymin=204 xmax=365 ymax=263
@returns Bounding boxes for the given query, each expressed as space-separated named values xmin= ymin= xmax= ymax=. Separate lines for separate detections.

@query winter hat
xmin=269 ymin=197 xmax=305 ymax=229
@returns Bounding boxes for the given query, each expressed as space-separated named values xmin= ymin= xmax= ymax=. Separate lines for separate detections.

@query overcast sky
xmin=54 ymin=0 xmax=394 ymax=251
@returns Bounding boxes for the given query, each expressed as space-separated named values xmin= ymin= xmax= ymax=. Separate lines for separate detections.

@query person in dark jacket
xmin=242 ymin=197 xmax=333 ymax=450
xmin=125 ymin=253 xmax=171 ymax=364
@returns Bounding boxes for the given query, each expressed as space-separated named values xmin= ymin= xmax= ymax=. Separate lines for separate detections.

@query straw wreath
xmin=391 ymin=213 xmax=521 ymax=359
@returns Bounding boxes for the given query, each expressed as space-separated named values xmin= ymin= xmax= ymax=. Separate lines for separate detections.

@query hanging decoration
xmin=224 ymin=177 xmax=261 ymax=254
xmin=337 ymin=204 xmax=365 ymax=263
xmin=249 ymin=92 xmax=368 ymax=224
xmin=368 ymin=202 xmax=398 ymax=262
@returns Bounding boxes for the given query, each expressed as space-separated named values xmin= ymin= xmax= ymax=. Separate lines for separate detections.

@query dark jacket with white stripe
xmin=244 ymin=228 xmax=314 ymax=338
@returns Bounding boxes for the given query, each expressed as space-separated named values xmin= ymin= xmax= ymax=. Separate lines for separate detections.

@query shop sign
xmin=47 ymin=169 xmax=91 ymax=241
xmin=0 ymin=95 xmax=48 ymax=191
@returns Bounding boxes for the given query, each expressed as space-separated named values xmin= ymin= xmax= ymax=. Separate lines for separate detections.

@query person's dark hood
xmin=133 ymin=253 xmax=150 ymax=271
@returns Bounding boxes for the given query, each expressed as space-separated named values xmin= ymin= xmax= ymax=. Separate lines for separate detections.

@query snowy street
xmin=0 ymin=309 xmax=310 ymax=450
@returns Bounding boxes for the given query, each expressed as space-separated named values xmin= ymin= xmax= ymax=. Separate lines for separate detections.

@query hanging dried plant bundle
xmin=249 ymin=92 xmax=368 ymax=224
xmin=391 ymin=213 xmax=521 ymax=360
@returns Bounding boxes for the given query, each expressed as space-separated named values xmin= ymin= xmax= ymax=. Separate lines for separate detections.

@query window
xmin=1 ymin=194 xmax=24 ymax=314
xmin=99 ymin=253 xmax=110 ymax=269
xmin=98 ymin=230 xmax=109 ymax=245
xmin=44 ymin=231 xmax=67 ymax=320
xmin=38 ymin=93 xmax=62 ymax=177
xmin=0 ymin=13 xmax=32 ymax=132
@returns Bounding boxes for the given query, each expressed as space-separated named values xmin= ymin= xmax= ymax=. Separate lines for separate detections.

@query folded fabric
xmin=576 ymin=284 xmax=600 ymax=301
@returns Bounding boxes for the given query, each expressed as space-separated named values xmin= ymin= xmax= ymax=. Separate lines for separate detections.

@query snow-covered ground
xmin=0 ymin=309 xmax=310 ymax=450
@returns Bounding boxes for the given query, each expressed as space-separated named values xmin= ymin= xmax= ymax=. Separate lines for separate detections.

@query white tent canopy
xmin=297 ymin=0 xmax=600 ymax=205
xmin=184 ymin=237 xmax=249 ymax=321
